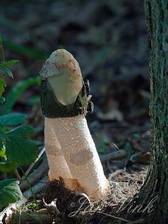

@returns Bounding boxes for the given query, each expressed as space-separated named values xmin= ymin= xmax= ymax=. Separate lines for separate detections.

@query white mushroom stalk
xmin=40 ymin=49 xmax=109 ymax=200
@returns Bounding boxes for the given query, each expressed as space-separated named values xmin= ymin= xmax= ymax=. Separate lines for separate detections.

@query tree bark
xmin=130 ymin=1 xmax=168 ymax=223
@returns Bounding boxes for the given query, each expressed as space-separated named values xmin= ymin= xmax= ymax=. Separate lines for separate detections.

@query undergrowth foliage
xmin=0 ymin=35 xmax=38 ymax=210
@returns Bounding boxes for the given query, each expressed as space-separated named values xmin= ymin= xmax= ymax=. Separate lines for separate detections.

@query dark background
xmin=0 ymin=0 xmax=150 ymax=170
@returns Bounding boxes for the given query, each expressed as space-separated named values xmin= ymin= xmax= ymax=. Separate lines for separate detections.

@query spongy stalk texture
xmin=45 ymin=115 xmax=109 ymax=200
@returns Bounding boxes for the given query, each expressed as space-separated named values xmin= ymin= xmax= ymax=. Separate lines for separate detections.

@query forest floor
xmin=0 ymin=0 xmax=150 ymax=223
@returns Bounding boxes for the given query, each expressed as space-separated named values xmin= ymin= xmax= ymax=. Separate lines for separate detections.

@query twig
xmin=108 ymin=169 xmax=125 ymax=179
xmin=100 ymin=150 xmax=127 ymax=162
xmin=20 ymin=156 xmax=48 ymax=191
xmin=3 ymin=209 xmax=52 ymax=224
xmin=0 ymin=197 xmax=27 ymax=223
xmin=23 ymin=176 xmax=48 ymax=199
xmin=14 ymin=169 xmax=21 ymax=180
xmin=23 ymin=147 xmax=45 ymax=178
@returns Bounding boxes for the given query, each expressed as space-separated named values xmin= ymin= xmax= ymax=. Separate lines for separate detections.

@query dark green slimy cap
xmin=40 ymin=49 xmax=93 ymax=118
xmin=40 ymin=79 xmax=93 ymax=118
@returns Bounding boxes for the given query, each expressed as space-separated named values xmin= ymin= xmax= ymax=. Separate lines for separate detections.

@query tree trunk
xmin=133 ymin=0 xmax=168 ymax=223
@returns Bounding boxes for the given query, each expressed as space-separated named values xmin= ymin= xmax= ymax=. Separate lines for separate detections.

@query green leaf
xmin=0 ymin=79 xmax=5 ymax=96
xmin=0 ymin=113 xmax=26 ymax=126
xmin=0 ymin=96 xmax=5 ymax=104
xmin=0 ymin=60 xmax=19 ymax=78
xmin=4 ymin=40 xmax=47 ymax=60
xmin=5 ymin=136 xmax=37 ymax=166
xmin=0 ymin=179 xmax=23 ymax=210
xmin=0 ymin=66 xmax=13 ymax=78
xmin=7 ymin=125 xmax=34 ymax=138
xmin=0 ymin=147 xmax=6 ymax=159
xmin=0 ymin=161 xmax=17 ymax=173
xmin=123 ymin=142 xmax=134 ymax=159
xmin=94 ymin=133 xmax=110 ymax=154
xmin=1 ymin=77 xmax=41 ymax=114
xmin=27 ymin=96 xmax=40 ymax=106
xmin=0 ymin=127 xmax=6 ymax=141
xmin=0 ymin=60 xmax=19 ymax=68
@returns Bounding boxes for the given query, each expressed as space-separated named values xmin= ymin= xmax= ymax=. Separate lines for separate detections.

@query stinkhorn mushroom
xmin=40 ymin=49 xmax=109 ymax=200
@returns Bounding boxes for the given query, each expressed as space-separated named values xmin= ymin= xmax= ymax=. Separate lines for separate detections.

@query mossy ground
xmin=5 ymin=169 xmax=146 ymax=224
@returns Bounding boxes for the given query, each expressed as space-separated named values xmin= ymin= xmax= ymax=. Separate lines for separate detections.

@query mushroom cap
xmin=40 ymin=49 xmax=82 ymax=80
xmin=40 ymin=49 xmax=83 ymax=105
